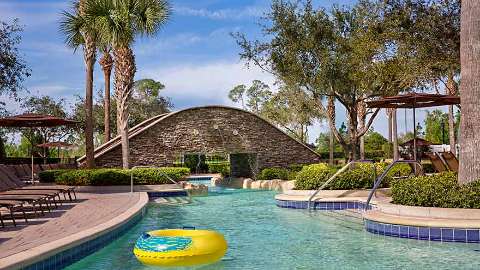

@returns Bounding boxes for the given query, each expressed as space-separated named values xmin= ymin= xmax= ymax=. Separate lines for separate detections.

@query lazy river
xmin=65 ymin=183 xmax=480 ymax=270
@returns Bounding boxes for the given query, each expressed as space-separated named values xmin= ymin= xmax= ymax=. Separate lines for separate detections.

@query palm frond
xmin=58 ymin=8 xmax=85 ymax=49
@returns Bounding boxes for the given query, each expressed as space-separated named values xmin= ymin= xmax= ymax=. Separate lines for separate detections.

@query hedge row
xmin=207 ymin=163 xmax=230 ymax=176
xmin=48 ymin=167 xmax=190 ymax=186
xmin=391 ymin=172 xmax=480 ymax=208
xmin=39 ymin=169 xmax=72 ymax=183
xmin=257 ymin=164 xmax=306 ymax=181
xmin=294 ymin=162 xmax=413 ymax=190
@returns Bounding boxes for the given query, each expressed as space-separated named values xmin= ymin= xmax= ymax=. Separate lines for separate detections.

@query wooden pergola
xmin=366 ymin=93 xmax=460 ymax=161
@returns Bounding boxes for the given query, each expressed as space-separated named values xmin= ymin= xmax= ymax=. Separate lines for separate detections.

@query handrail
xmin=130 ymin=165 xmax=180 ymax=193
xmin=364 ymin=160 xmax=423 ymax=210
xmin=307 ymin=160 xmax=376 ymax=210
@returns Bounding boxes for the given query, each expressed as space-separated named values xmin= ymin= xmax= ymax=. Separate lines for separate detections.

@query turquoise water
xmin=66 ymin=184 xmax=480 ymax=270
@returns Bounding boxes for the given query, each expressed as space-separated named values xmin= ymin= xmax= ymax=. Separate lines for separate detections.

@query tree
xmin=364 ymin=130 xmax=388 ymax=152
xmin=130 ymin=79 xmax=171 ymax=125
xmin=385 ymin=0 xmax=460 ymax=155
xmin=424 ymin=109 xmax=449 ymax=144
xmin=84 ymin=0 xmax=170 ymax=169
xmin=21 ymin=95 xmax=76 ymax=158
xmin=458 ymin=1 xmax=480 ymax=184
xmin=234 ymin=0 xmax=404 ymax=160
xmin=261 ymin=85 xmax=322 ymax=143
xmin=60 ymin=0 xmax=97 ymax=168
xmin=228 ymin=80 xmax=272 ymax=114
xmin=0 ymin=19 xmax=30 ymax=96
xmin=99 ymin=46 xmax=113 ymax=142
xmin=71 ymin=79 xmax=172 ymax=143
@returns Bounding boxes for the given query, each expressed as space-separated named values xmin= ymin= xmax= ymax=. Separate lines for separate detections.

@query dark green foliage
xmin=258 ymin=167 xmax=290 ymax=180
xmin=294 ymin=162 xmax=413 ymax=190
xmin=55 ymin=167 xmax=190 ymax=186
xmin=288 ymin=164 xmax=305 ymax=173
xmin=208 ymin=163 xmax=230 ymax=176
xmin=328 ymin=163 xmax=382 ymax=190
xmin=391 ymin=172 xmax=480 ymax=209
xmin=294 ymin=164 xmax=334 ymax=190
xmin=38 ymin=169 xmax=71 ymax=183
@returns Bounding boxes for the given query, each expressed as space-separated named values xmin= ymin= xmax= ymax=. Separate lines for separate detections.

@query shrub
xmin=329 ymin=163 xmax=381 ymax=190
xmin=38 ymin=169 xmax=71 ymax=183
xmin=294 ymin=164 xmax=334 ymax=190
xmin=391 ymin=172 xmax=480 ymax=208
xmin=288 ymin=164 xmax=304 ymax=173
xmin=208 ymin=163 xmax=230 ymax=176
xmin=258 ymin=167 xmax=290 ymax=180
xmin=55 ymin=167 xmax=190 ymax=186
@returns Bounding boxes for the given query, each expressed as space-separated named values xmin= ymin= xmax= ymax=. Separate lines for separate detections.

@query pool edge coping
xmin=0 ymin=192 xmax=149 ymax=270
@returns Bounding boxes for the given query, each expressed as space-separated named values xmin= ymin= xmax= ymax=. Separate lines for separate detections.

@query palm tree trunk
xmin=459 ymin=1 xmax=480 ymax=184
xmin=79 ymin=0 xmax=95 ymax=169
xmin=392 ymin=109 xmax=399 ymax=161
xmin=99 ymin=52 xmax=113 ymax=143
xmin=329 ymin=131 xmax=334 ymax=166
xmin=447 ymin=72 xmax=457 ymax=155
xmin=114 ymin=46 xmax=136 ymax=169
xmin=357 ymin=101 xmax=366 ymax=160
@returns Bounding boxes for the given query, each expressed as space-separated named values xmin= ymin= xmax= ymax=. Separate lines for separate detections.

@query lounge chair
xmin=0 ymin=200 xmax=28 ymax=227
xmin=425 ymin=152 xmax=448 ymax=173
xmin=440 ymin=152 xmax=459 ymax=172
xmin=0 ymin=165 xmax=76 ymax=201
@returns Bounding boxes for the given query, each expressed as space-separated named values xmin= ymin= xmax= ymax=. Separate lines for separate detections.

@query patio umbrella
xmin=0 ymin=113 xmax=78 ymax=182
xmin=36 ymin=142 xmax=75 ymax=162
xmin=366 ymin=93 xmax=460 ymax=161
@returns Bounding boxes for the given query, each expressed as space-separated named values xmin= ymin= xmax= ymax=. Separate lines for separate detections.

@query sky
xmin=0 ymin=0 xmax=443 ymax=143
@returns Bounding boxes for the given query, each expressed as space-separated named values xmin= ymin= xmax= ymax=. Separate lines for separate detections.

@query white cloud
xmin=138 ymin=60 xmax=275 ymax=106
xmin=0 ymin=1 xmax=67 ymax=29
xmin=174 ymin=5 xmax=265 ymax=20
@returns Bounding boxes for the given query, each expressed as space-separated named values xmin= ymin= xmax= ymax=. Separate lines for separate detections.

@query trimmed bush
xmin=258 ymin=167 xmax=290 ymax=180
xmin=55 ymin=167 xmax=190 ymax=186
xmin=294 ymin=164 xmax=334 ymax=190
xmin=293 ymin=162 xmax=413 ymax=190
xmin=391 ymin=172 xmax=480 ymax=208
xmin=38 ymin=169 xmax=71 ymax=183
xmin=208 ymin=163 xmax=230 ymax=176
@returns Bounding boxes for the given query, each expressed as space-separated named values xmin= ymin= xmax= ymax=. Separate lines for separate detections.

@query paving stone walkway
xmin=0 ymin=192 xmax=141 ymax=259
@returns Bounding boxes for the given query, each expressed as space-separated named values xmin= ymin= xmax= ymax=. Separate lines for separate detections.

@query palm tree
xmin=59 ymin=0 xmax=96 ymax=168
xmin=99 ymin=46 xmax=113 ymax=142
xmin=458 ymin=1 xmax=480 ymax=184
xmin=85 ymin=0 xmax=170 ymax=168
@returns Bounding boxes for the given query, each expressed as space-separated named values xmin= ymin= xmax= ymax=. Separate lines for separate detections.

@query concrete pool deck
xmin=0 ymin=192 xmax=148 ymax=269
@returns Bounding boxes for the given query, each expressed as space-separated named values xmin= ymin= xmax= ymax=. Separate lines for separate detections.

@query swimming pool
xmin=65 ymin=184 xmax=480 ymax=270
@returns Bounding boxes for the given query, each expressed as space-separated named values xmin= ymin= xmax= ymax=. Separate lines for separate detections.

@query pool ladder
xmin=307 ymin=160 xmax=424 ymax=211
xmin=307 ymin=160 xmax=376 ymax=210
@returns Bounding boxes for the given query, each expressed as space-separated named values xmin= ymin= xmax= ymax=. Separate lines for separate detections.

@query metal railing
xmin=364 ymin=160 xmax=423 ymax=210
xmin=307 ymin=160 xmax=376 ymax=210
xmin=130 ymin=166 xmax=180 ymax=193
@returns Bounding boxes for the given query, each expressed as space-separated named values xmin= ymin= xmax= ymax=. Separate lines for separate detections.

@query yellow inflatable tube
xmin=133 ymin=229 xmax=228 ymax=267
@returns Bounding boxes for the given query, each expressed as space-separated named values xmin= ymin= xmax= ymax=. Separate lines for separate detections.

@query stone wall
xmin=93 ymin=106 xmax=321 ymax=169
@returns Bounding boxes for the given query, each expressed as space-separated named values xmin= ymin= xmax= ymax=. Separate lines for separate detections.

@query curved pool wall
xmin=276 ymin=197 xmax=480 ymax=243
xmin=276 ymin=199 xmax=370 ymax=210
xmin=364 ymin=219 xmax=480 ymax=243
xmin=11 ymin=193 xmax=149 ymax=270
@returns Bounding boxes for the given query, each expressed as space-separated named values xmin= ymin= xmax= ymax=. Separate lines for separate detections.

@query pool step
xmin=151 ymin=196 xmax=191 ymax=205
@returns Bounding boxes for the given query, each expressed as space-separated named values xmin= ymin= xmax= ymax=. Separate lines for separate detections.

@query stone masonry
xmin=92 ymin=106 xmax=321 ymax=169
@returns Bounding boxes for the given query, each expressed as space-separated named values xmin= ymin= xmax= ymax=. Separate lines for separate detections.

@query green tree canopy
xmin=0 ymin=19 xmax=31 ymax=96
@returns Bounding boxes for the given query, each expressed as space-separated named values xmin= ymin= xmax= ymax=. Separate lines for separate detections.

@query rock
xmin=211 ymin=177 xmax=222 ymax=186
xmin=243 ymin=178 xmax=253 ymax=189
xmin=185 ymin=184 xmax=208 ymax=196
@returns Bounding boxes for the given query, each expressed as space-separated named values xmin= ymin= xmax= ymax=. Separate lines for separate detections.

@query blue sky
xmin=0 ymin=0 xmax=437 ymax=143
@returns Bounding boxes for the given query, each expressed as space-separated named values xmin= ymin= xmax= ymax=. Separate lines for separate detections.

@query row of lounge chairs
xmin=425 ymin=151 xmax=459 ymax=173
xmin=0 ymin=164 xmax=76 ymax=228
xmin=7 ymin=163 xmax=76 ymax=183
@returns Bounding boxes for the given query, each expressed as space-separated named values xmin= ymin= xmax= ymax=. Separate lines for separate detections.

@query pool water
xmin=66 ymin=185 xmax=480 ymax=270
